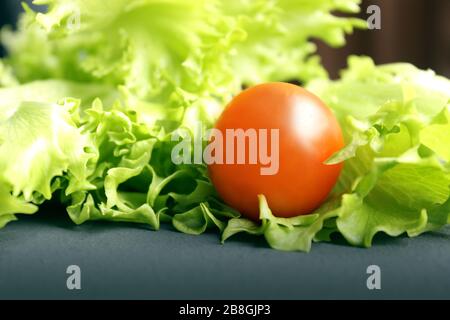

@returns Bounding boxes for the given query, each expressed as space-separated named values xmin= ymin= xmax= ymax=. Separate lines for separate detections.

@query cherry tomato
xmin=207 ymin=82 xmax=344 ymax=220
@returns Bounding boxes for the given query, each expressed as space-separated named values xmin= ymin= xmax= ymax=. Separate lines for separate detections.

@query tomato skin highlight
xmin=208 ymin=82 xmax=344 ymax=221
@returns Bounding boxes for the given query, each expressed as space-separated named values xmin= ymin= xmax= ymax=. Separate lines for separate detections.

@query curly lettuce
xmin=2 ymin=1 xmax=449 ymax=253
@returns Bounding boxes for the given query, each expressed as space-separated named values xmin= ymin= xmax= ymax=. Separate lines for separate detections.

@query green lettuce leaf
xmin=57 ymin=98 xmax=228 ymax=232
xmin=312 ymin=57 xmax=450 ymax=248
xmin=222 ymin=195 xmax=337 ymax=252
xmin=0 ymin=184 xmax=37 ymax=228
xmin=0 ymin=97 xmax=93 ymax=227
xmin=220 ymin=0 xmax=365 ymax=84
xmin=2 ymin=0 xmax=364 ymax=133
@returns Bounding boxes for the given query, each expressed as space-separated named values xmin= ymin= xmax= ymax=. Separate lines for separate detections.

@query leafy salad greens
xmin=0 ymin=0 xmax=448 ymax=252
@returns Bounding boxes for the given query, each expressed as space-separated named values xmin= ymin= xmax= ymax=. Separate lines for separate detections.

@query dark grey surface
xmin=1 ymin=209 xmax=450 ymax=300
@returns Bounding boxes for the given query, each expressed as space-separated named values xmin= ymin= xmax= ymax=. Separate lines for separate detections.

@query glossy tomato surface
xmin=208 ymin=82 xmax=344 ymax=220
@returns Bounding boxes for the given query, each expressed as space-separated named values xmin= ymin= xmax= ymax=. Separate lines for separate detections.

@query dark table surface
xmin=1 ymin=208 xmax=450 ymax=300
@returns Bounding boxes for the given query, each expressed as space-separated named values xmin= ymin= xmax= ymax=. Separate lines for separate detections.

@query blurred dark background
xmin=0 ymin=0 xmax=449 ymax=78
xmin=318 ymin=0 xmax=450 ymax=78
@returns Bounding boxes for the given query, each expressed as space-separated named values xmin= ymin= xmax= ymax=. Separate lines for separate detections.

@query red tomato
xmin=207 ymin=82 xmax=344 ymax=220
